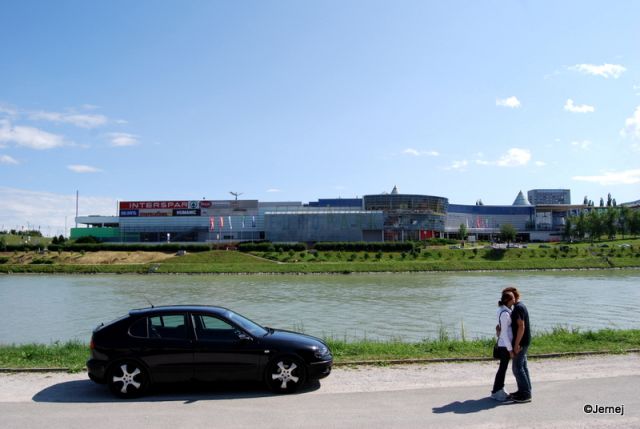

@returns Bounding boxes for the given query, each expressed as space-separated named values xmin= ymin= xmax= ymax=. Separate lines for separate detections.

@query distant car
xmin=87 ymin=305 xmax=333 ymax=398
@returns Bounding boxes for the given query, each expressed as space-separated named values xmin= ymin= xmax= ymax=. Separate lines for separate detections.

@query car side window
xmin=148 ymin=314 xmax=188 ymax=340
xmin=194 ymin=315 xmax=237 ymax=341
xmin=129 ymin=318 xmax=148 ymax=338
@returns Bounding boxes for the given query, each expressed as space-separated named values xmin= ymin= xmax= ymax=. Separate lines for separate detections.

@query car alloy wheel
xmin=266 ymin=356 xmax=306 ymax=393
xmin=107 ymin=361 xmax=149 ymax=398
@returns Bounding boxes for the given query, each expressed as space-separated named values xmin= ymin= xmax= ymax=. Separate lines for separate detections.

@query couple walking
xmin=491 ymin=286 xmax=532 ymax=403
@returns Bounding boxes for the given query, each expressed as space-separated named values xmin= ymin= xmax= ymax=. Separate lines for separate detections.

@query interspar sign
xmin=120 ymin=201 xmax=190 ymax=210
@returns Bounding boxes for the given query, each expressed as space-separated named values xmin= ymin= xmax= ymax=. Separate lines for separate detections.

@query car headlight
xmin=314 ymin=345 xmax=330 ymax=359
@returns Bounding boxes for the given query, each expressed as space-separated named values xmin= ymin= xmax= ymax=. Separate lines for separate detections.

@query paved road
xmin=1 ymin=357 xmax=638 ymax=428
xmin=2 ymin=376 xmax=637 ymax=428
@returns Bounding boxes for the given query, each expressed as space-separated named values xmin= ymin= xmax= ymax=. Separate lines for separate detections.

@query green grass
xmin=1 ymin=328 xmax=638 ymax=371
xmin=0 ymin=340 xmax=88 ymax=371
xmin=328 ymin=328 xmax=640 ymax=362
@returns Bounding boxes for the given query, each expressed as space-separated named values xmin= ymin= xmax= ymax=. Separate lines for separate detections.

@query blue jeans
xmin=512 ymin=345 xmax=532 ymax=396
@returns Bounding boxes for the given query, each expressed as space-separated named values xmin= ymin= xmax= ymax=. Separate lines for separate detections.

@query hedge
xmin=238 ymin=242 xmax=307 ymax=252
xmin=313 ymin=242 xmax=416 ymax=252
xmin=45 ymin=243 xmax=212 ymax=252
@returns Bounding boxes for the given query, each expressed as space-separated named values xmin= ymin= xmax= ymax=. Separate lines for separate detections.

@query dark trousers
xmin=512 ymin=345 xmax=532 ymax=396
xmin=492 ymin=346 xmax=511 ymax=393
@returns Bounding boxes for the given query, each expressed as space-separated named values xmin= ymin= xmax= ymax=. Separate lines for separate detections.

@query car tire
xmin=107 ymin=360 xmax=150 ymax=398
xmin=265 ymin=356 xmax=306 ymax=394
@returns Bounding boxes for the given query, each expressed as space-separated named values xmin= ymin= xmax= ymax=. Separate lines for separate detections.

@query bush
xmin=30 ymin=259 xmax=53 ymax=265
xmin=238 ymin=242 xmax=306 ymax=252
xmin=74 ymin=236 xmax=101 ymax=244
xmin=0 ymin=256 xmax=9 ymax=264
xmin=314 ymin=242 xmax=415 ymax=252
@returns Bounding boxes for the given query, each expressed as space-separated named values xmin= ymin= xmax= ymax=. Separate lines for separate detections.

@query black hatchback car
xmin=87 ymin=305 xmax=333 ymax=398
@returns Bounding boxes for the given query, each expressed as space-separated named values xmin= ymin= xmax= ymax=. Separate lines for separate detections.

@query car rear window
xmin=129 ymin=318 xmax=148 ymax=338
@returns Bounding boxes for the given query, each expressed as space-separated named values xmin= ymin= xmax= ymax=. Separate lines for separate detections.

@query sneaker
xmin=490 ymin=389 xmax=510 ymax=402
xmin=512 ymin=393 xmax=532 ymax=403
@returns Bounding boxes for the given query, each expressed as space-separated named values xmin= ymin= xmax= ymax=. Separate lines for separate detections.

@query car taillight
xmin=89 ymin=337 xmax=95 ymax=350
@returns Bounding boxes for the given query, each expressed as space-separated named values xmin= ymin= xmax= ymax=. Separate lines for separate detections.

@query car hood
xmin=264 ymin=329 xmax=327 ymax=348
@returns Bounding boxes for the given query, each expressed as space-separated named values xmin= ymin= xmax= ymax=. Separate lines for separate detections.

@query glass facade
xmin=363 ymin=194 xmax=449 ymax=241
xmin=264 ymin=211 xmax=383 ymax=242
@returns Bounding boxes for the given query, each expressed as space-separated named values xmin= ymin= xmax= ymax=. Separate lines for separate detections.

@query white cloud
xmin=571 ymin=140 xmax=592 ymax=150
xmin=403 ymin=148 xmax=439 ymax=157
xmin=564 ymin=99 xmax=595 ymax=113
xmin=534 ymin=161 xmax=547 ymax=167
xmin=496 ymin=148 xmax=531 ymax=167
xmin=444 ymin=160 xmax=469 ymax=171
xmin=108 ymin=132 xmax=139 ymax=147
xmin=0 ymin=104 xmax=18 ymax=117
xmin=569 ymin=63 xmax=626 ymax=79
xmin=30 ymin=111 xmax=108 ymax=128
xmin=572 ymin=169 xmax=640 ymax=186
xmin=1 ymin=155 xmax=19 ymax=165
xmin=67 ymin=164 xmax=102 ymax=173
xmin=620 ymin=106 xmax=640 ymax=141
xmin=0 ymin=186 xmax=118 ymax=235
xmin=266 ymin=188 xmax=282 ymax=193
xmin=496 ymin=96 xmax=521 ymax=108
xmin=0 ymin=120 xmax=65 ymax=149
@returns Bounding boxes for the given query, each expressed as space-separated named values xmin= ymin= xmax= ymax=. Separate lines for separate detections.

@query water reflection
xmin=1 ymin=271 xmax=638 ymax=344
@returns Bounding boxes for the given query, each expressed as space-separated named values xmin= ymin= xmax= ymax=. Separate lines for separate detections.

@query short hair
xmin=502 ymin=286 xmax=520 ymax=300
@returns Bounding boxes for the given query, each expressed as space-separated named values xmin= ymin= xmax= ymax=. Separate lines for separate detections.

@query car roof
xmin=129 ymin=305 xmax=231 ymax=317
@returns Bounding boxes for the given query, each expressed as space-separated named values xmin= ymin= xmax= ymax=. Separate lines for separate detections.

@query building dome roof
xmin=512 ymin=190 xmax=531 ymax=206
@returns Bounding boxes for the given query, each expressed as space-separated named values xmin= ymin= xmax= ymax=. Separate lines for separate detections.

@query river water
xmin=1 ymin=271 xmax=639 ymax=344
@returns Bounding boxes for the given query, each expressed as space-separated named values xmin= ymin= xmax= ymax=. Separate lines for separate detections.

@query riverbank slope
xmin=1 ymin=240 xmax=639 ymax=274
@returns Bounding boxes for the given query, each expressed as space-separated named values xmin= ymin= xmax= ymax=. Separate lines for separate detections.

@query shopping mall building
xmin=73 ymin=187 xmax=587 ymax=243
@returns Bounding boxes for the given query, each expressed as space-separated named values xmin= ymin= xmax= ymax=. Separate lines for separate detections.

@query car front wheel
xmin=265 ymin=356 xmax=306 ymax=393
xmin=107 ymin=361 xmax=150 ymax=398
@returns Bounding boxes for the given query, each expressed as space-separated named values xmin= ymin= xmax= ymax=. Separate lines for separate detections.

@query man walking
xmin=502 ymin=286 xmax=532 ymax=403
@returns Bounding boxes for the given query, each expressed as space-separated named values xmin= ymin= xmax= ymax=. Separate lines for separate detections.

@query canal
xmin=1 ymin=271 xmax=638 ymax=344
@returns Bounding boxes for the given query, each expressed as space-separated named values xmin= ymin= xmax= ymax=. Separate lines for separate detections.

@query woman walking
xmin=491 ymin=291 xmax=515 ymax=401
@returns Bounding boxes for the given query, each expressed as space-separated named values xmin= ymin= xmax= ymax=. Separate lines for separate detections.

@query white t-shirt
xmin=497 ymin=305 xmax=513 ymax=351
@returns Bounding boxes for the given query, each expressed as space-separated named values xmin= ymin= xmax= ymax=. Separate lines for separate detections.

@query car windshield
xmin=224 ymin=310 xmax=268 ymax=337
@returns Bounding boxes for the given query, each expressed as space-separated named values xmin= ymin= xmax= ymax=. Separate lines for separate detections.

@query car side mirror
xmin=236 ymin=331 xmax=253 ymax=342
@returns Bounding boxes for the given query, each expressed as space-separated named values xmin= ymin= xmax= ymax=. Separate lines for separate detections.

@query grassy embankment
xmin=1 ymin=328 xmax=638 ymax=371
xmin=1 ymin=239 xmax=639 ymax=273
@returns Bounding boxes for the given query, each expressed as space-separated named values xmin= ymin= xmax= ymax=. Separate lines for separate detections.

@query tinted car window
xmin=149 ymin=314 xmax=188 ymax=340
xmin=129 ymin=318 xmax=148 ymax=338
xmin=194 ymin=315 xmax=237 ymax=340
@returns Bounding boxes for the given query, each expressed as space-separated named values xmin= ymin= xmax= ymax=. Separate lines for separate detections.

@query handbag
xmin=492 ymin=341 xmax=500 ymax=359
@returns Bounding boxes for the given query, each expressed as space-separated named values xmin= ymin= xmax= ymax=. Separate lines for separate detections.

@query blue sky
xmin=1 ymin=1 xmax=639 ymax=235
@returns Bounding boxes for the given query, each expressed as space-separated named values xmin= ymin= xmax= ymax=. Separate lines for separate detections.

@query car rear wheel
xmin=265 ymin=356 xmax=306 ymax=393
xmin=107 ymin=361 xmax=150 ymax=398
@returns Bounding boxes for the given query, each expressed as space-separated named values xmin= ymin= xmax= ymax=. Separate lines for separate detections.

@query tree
xmin=619 ymin=206 xmax=631 ymax=238
xmin=458 ymin=223 xmax=467 ymax=242
xmin=604 ymin=208 xmax=618 ymax=240
xmin=562 ymin=217 xmax=573 ymax=241
xmin=599 ymin=197 xmax=604 ymax=207
xmin=629 ymin=210 xmax=640 ymax=237
xmin=607 ymin=193 xmax=612 ymax=207
xmin=587 ymin=210 xmax=604 ymax=242
xmin=574 ymin=211 xmax=587 ymax=240
xmin=499 ymin=223 xmax=517 ymax=244
xmin=583 ymin=196 xmax=588 ymax=205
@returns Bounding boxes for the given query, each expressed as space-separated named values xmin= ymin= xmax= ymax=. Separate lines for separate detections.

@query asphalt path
xmin=1 ymin=355 xmax=638 ymax=428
